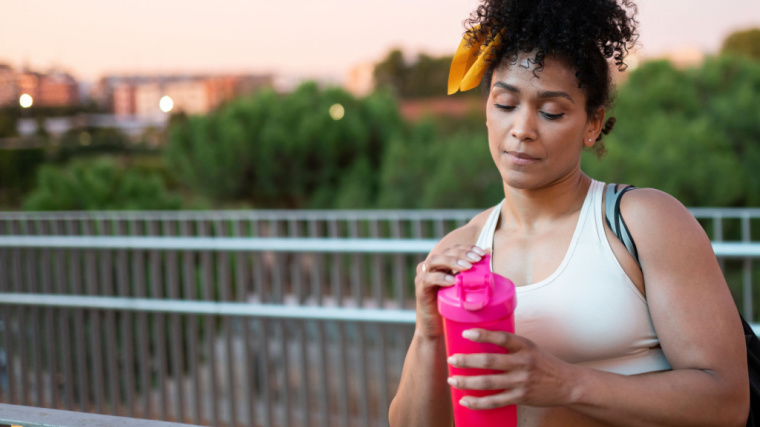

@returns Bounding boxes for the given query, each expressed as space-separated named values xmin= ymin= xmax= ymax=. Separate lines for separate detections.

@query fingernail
xmin=444 ymin=274 xmax=455 ymax=283
xmin=462 ymin=330 xmax=479 ymax=340
xmin=447 ymin=356 xmax=456 ymax=364
xmin=459 ymin=398 xmax=470 ymax=408
xmin=457 ymin=259 xmax=472 ymax=269
xmin=466 ymin=252 xmax=481 ymax=261
xmin=447 ymin=377 xmax=457 ymax=386
xmin=472 ymin=247 xmax=486 ymax=255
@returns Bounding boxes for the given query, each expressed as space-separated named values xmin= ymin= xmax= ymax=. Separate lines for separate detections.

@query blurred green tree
xmin=373 ymin=49 xmax=408 ymax=98
xmin=0 ymin=148 xmax=46 ymax=208
xmin=373 ymin=49 xmax=478 ymax=99
xmin=164 ymin=83 xmax=404 ymax=208
xmin=582 ymin=55 xmax=760 ymax=207
xmin=721 ymin=28 xmax=760 ymax=61
xmin=23 ymin=156 xmax=182 ymax=210
xmin=377 ymin=119 xmax=502 ymax=209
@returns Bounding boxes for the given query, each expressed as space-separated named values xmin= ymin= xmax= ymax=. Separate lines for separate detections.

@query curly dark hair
xmin=467 ymin=0 xmax=638 ymax=156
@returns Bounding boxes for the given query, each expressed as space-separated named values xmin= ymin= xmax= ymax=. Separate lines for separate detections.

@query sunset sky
xmin=1 ymin=0 xmax=759 ymax=83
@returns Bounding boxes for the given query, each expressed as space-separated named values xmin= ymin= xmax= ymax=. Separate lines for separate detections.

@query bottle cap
xmin=437 ymin=254 xmax=516 ymax=323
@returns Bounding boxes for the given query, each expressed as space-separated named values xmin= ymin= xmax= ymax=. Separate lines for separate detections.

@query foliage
xmin=0 ymin=107 xmax=21 ymax=137
xmin=23 ymin=156 xmax=182 ymax=211
xmin=582 ymin=55 xmax=760 ymax=207
xmin=721 ymin=28 xmax=760 ymax=61
xmin=164 ymin=82 xmax=405 ymax=208
xmin=373 ymin=49 xmax=478 ymax=99
xmin=51 ymin=127 xmax=139 ymax=163
xmin=0 ymin=148 xmax=46 ymax=208
xmin=377 ymin=120 xmax=502 ymax=209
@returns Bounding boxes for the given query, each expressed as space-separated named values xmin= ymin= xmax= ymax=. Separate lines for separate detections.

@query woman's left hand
xmin=447 ymin=329 xmax=583 ymax=409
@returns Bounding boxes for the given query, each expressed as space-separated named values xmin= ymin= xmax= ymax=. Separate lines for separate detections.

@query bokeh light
xmin=159 ymin=96 xmax=174 ymax=113
xmin=329 ymin=103 xmax=345 ymax=120
xmin=19 ymin=94 xmax=33 ymax=108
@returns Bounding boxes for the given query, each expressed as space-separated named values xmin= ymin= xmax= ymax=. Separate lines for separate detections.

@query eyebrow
xmin=492 ymin=82 xmax=575 ymax=104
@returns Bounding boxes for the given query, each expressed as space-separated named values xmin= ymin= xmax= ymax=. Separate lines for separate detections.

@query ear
xmin=584 ymin=107 xmax=606 ymax=148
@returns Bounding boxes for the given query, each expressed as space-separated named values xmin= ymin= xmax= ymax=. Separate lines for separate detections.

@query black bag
xmin=742 ymin=316 xmax=760 ymax=426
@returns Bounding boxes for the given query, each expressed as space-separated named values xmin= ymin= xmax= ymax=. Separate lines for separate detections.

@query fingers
xmin=459 ymin=390 xmax=524 ymax=410
xmin=448 ymin=371 xmax=514 ymax=390
xmin=448 ymin=371 xmax=527 ymax=408
xmin=412 ymin=245 xmax=487 ymax=338
xmin=426 ymin=245 xmax=487 ymax=275
xmin=459 ymin=329 xmax=526 ymax=352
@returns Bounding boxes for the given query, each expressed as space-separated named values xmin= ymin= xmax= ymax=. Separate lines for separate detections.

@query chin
xmin=501 ymin=174 xmax=539 ymax=190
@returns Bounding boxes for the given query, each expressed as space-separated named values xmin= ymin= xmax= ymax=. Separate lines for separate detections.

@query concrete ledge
xmin=0 ymin=404 xmax=207 ymax=427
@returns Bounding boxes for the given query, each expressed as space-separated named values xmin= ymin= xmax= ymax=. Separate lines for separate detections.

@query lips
xmin=508 ymin=151 xmax=539 ymax=160
xmin=505 ymin=151 xmax=540 ymax=165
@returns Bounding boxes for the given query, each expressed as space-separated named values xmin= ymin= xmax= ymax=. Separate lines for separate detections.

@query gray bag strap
xmin=605 ymin=183 xmax=641 ymax=267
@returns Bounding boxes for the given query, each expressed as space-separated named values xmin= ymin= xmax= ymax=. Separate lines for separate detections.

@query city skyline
xmin=1 ymin=0 xmax=759 ymax=83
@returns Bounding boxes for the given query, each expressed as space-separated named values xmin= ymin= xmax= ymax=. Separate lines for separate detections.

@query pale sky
xmin=1 ymin=0 xmax=759 ymax=83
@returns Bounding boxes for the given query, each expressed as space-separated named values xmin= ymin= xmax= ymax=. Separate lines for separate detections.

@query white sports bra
xmin=475 ymin=179 xmax=671 ymax=375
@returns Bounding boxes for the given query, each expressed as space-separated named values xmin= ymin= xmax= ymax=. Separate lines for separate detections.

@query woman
xmin=388 ymin=0 xmax=749 ymax=425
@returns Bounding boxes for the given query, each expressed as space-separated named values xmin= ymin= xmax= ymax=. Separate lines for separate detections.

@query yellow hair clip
xmin=447 ymin=25 xmax=504 ymax=95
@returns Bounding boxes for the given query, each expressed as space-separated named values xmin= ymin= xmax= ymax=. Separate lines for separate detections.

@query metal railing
xmin=2 ymin=208 xmax=760 ymax=239
xmin=0 ymin=209 xmax=759 ymax=427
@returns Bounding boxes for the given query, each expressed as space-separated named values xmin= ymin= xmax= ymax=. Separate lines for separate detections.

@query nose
xmin=510 ymin=107 xmax=538 ymax=142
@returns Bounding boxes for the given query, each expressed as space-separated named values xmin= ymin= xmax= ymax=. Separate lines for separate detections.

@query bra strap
xmin=605 ymin=183 xmax=641 ymax=267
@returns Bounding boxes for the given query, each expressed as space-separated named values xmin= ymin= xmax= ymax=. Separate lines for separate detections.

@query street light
xmin=159 ymin=96 xmax=174 ymax=113
xmin=19 ymin=94 xmax=33 ymax=108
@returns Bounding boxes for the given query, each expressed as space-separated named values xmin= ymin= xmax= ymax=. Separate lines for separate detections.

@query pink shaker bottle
xmin=437 ymin=254 xmax=517 ymax=427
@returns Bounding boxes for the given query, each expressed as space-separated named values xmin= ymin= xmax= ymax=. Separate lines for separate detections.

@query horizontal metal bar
xmin=0 ymin=292 xmax=756 ymax=334
xmin=711 ymin=242 xmax=760 ymax=257
xmin=2 ymin=207 xmax=760 ymax=221
xmin=0 ymin=236 xmax=438 ymax=253
xmin=2 ymin=236 xmax=760 ymax=257
xmin=0 ymin=210 xmax=480 ymax=221
xmin=0 ymin=403 xmax=204 ymax=427
xmin=0 ymin=294 xmax=417 ymax=324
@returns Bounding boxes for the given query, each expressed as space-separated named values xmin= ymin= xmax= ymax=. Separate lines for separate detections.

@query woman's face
xmin=486 ymin=53 xmax=603 ymax=191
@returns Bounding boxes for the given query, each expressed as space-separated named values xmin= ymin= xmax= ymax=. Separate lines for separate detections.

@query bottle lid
xmin=437 ymin=254 xmax=516 ymax=323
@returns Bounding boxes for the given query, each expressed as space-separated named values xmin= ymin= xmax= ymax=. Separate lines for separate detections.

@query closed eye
xmin=542 ymin=112 xmax=565 ymax=120
xmin=495 ymin=104 xmax=565 ymax=120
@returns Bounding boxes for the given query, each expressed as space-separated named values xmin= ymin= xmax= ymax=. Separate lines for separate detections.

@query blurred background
xmin=0 ymin=0 xmax=758 ymax=212
xmin=0 ymin=1 xmax=759 ymax=426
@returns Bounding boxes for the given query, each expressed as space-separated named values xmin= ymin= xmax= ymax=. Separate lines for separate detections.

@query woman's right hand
xmin=414 ymin=245 xmax=487 ymax=340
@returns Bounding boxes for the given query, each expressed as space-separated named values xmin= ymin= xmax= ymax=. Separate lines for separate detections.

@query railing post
xmin=744 ymin=214 xmax=753 ymax=321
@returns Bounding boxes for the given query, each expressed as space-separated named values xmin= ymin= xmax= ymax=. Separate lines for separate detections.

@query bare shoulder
xmin=619 ymin=187 xmax=704 ymax=242
xmin=616 ymin=189 xmax=744 ymax=381
xmin=618 ymin=187 xmax=717 ymax=280
xmin=431 ymin=207 xmax=496 ymax=254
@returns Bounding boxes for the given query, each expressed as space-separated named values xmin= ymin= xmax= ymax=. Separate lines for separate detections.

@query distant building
xmin=164 ymin=79 xmax=208 ymax=115
xmin=0 ymin=64 xmax=17 ymax=106
xmin=113 ymin=83 xmax=136 ymax=116
xmin=400 ymin=96 xmax=484 ymax=121
xmin=662 ymin=46 xmax=705 ymax=69
xmin=134 ymin=82 xmax=163 ymax=117
xmin=37 ymin=72 xmax=79 ymax=107
xmin=345 ymin=62 xmax=375 ymax=97
xmin=0 ymin=66 xmax=80 ymax=108
xmin=16 ymin=71 xmax=41 ymax=104
xmin=107 ymin=73 xmax=273 ymax=117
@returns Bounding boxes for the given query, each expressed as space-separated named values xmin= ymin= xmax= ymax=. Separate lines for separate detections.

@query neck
xmin=500 ymin=171 xmax=592 ymax=231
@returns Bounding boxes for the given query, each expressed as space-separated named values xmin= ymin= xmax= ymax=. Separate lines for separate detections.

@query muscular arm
xmin=558 ymin=189 xmax=747 ymax=426
xmin=388 ymin=333 xmax=452 ymax=427
xmin=389 ymin=215 xmax=490 ymax=427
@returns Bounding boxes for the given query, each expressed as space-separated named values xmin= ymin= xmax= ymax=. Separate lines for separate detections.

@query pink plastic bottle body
xmin=444 ymin=315 xmax=516 ymax=427
xmin=437 ymin=255 xmax=517 ymax=427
